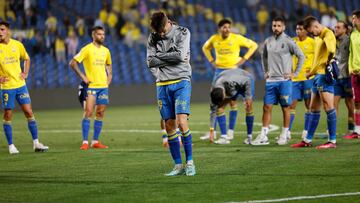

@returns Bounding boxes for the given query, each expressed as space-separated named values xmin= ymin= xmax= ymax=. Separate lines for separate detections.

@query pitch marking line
xmin=227 ymin=192 xmax=360 ymax=203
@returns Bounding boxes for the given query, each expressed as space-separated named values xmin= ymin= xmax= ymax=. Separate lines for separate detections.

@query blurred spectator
xmin=55 ymin=34 xmax=66 ymax=62
xmin=99 ymin=5 xmax=108 ymax=25
xmin=107 ymin=9 xmax=119 ymax=39
xmin=65 ymin=30 xmax=79 ymax=59
xmin=321 ymin=10 xmax=337 ymax=30
xmin=138 ymin=0 xmax=147 ymax=18
xmin=63 ymin=16 xmax=71 ymax=35
xmin=5 ymin=4 xmax=16 ymax=23
xmin=0 ymin=0 xmax=6 ymax=20
xmin=257 ymin=5 xmax=269 ymax=36
xmin=75 ymin=16 xmax=85 ymax=37
xmin=120 ymin=22 xmax=142 ymax=47
xmin=246 ymin=0 xmax=259 ymax=9
xmin=25 ymin=8 xmax=37 ymax=28
xmin=45 ymin=11 xmax=57 ymax=32
xmin=30 ymin=30 xmax=46 ymax=55
xmin=160 ymin=0 xmax=168 ymax=10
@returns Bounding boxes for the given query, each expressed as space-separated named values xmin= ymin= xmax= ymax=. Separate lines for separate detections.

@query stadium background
xmin=2 ymin=0 xmax=359 ymax=108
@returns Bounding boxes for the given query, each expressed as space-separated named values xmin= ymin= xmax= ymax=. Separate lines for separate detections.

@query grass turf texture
xmin=0 ymin=101 xmax=359 ymax=203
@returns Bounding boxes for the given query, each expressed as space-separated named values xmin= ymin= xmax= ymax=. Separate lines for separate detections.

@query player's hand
xmin=0 ymin=76 xmax=9 ymax=84
xmin=352 ymin=69 xmax=360 ymax=75
xmin=284 ymin=73 xmax=293 ymax=80
xmin=211 ymin=61 xmax=216 ymax=68
xmin=82 ymin=77 xmax=90 ymax=84
xmin=264 ymin=72 xmax=269 ymax=79
xmin=107 ymin=76 xmax=112 ymax=85
xmin=305 ymin=72 xmax=313 ymax=79
xmin=20 ymin=72 xmax=28 ymax=80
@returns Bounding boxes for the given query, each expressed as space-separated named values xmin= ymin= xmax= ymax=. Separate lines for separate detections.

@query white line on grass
xmin=227 ymin=192 xmax=360 ymax=203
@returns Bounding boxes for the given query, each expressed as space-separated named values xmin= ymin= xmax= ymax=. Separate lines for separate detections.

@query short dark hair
xmin=0 ymin=21 xmax=10 ymax=28
xmin=303 ymin=16 xmax=318 ymax=29
xmin=91 ymin=26 xmax=104 ymax=32
xmin=296 ymin=20 xmax=304 ymax=27
xmin=218 ymin=18 xmax=232 ymax=28
xmin=353 ymin=10 xmax=360 ymax=18
xmin=272 ymin=16 xmax=286 ymax=24
xmin=210 ymin=87 xmax=224 ymax=106
xmin=337 ymin=20 xmax=348 ymax=30
xmin=150 ymin=11 xmax=168 ymax=33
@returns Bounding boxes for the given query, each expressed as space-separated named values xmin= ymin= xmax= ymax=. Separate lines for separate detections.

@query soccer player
xmin=0 ymin=21 xmax=48 ymax=154
xmin=333 ymin=21 xmax=354 ymax=136
xmin=201 ymin=18 xmax=258 ymax=142
xmin=252 ymin=16 xmax=304 ymax=145
xmin=291 ymin=16 xmax=337 ymax=148
xmin=147 ymin=11 xmax=195 ymax=176
xmin=210 ymin=68 xmax=254 ymax=145
xmin=345 ymin=10 xmax=360 ymax=139
xmin=288 ymin=20 xmax=315 ymax=140
xmin=70 ymin=26 xmax=112 ymax=150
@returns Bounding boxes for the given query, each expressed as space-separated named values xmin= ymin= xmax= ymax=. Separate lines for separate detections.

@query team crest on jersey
xmin=158 ymin=100 xmax=163 ymax=110
xmin=12 ymin=47 xmax=16 ymax=52
xmin=101 ymin=52 xmax=106 ymax=57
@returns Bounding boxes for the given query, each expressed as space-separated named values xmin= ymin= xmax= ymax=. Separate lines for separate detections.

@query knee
xmin=84 ymin=108 xmax=93 ymax=118
xmin=263 ymin=105 xmax=271 ymax=113
xmin=3 ymin=111 xmax=12 ymax=121
xmin=96 ymin=110 xmax=105 ymax=119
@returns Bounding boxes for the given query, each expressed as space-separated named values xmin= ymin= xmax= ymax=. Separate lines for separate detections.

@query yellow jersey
xmin=202 ymin=33 xmax=258 ymax=69
xmin=0 ymin=39 xmax=29 ymax=90
xmin=74 ymin=43 xmax=112 ymax=88
xmin=310 ymin=27 xmax=336 ymax=75
xmin=292 ymin=37 xmax=315 ymax=81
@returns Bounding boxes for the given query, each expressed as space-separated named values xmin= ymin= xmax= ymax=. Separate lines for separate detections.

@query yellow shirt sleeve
xmin=73 ymin=46 xmax=88 ymax=63
xmin=106 ymin=49 xmax=112 ymax=65
xmin=19 ymin=42 xmax=29 ymax=60
xmin=202 ymin=35 xmax=215 ymax=62
xmin=324 ymin=31 xmax=336 ymax=55
xmin=237 ymin=35 xmax=258 ymax=60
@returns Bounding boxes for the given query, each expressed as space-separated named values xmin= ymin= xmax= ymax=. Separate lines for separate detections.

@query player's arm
xmin=324 ymin=32 xmax=336 ymax=63
xmin=238 ymin=36 xmax=258 ymax=66
xmin=19 ymin=43 xmax=30 ymax=80
xmin=155 ymin=28 xmax=190 ymax=63
xmin=106 ymin=64 xmax=112 ymax=85
xmin=349 ymin=38 xmax=354 ymax=74
xmin=289 ymin=40 xmax=305 ymax=77
xmin=202 ymin=37 xmax=215 ymax=64
xmin=146 ymin=35 xmax=168 ymax=68
xmin=69 ymin=59 xmax=89 ymax=83
xmin=261 ymin=40 xmax=269 ymax=78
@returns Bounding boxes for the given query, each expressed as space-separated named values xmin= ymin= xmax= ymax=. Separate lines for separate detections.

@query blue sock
xmin=82 ymin=118 xmax=90 ymax=141
xmin=304 ymin=111 xmax=311 ymax=131
xmin=229 ymin=109 xmax=238 ymax=130
xmin=217 ymin=114 xmax=227 ymax=136
xmin=306 ymin=111 xmax=321 ymax=141
xmin=181 ymin=130 xmax=193 ymax=162
xmin=93 ymin=119 xmax=103 ymax=141
xmin=327 ymin=109 xmax=337 ymax=141
xmin=3 ymin=121 xmax=13 ymax=145
xmin=289 ymin=110 xmax=295 ymax=131
xmin=246 ymin=113 xmax=254 ymax=136
xmin=27 ymin=118 xmax=38 ymax=140
xmin=168 ymin=132 xmax=182 ymax=164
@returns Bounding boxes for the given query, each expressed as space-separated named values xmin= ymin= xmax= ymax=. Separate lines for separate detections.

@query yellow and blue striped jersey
xmin=74 ymin=43 xmax=112 ymax=88
xmin=202 ymin=33 xmax=258 ymax=69
xmin=292 ymin=36 xmax=315 ymax=81
xmin=0 ymin=39 xmax=29 ymax=90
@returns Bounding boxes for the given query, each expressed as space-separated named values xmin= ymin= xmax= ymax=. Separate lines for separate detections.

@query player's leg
xmin=345 ymin=97 xmax=355 ymax=134
xmin=277 ymin=80 xmax=292 ymax=145
xmin=289 ymin=81 xmax=301 ymax=139
xmin=227 ymin=99 xmax=238 ymax=140
xmin=80 ymin=92 xmax=96 ymax=150
xmin=158 ymin=84 xmax=184 ymax=176
xmin=160 ymin=119 xmax=169 ymax=147
xmin=91 ymin=88 xmax=109 ymax=148
xmin=1 ymin=89 xmax=18 ymax=154
xmin=174 ymin=80 xmax=195 ymax=176
xmin=252 ymin=82 xmax=276 ymax=145
xmin=316 ymin=90 xmax=337 ymax=148
xmin=301 ymin=79 xmax=314 ymax=139
xmin=244 ymin=98 xmax=254 ymax=144
xmin=349 ymin=74 xmax=360 ymax=138
xmin=214 ymin=99 xmax=231 ymax=144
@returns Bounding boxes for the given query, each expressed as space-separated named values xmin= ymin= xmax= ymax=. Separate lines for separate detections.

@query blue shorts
xmin=292 ymin=79 xmax=314 ymax=101
xmin=334 ymin=78 xmax=352 ymax=98
xmin=157 ymin=80 xmax=191 ymax=120
xmin=264 ymin=80 xmax=292 ymax=106
xmin=87 ymin=88 xmax=109 ymax=105
xmin=312 ymin=74 xmax=334 ymax=95
xmin=1 ymin=85 xmax=31 ymax=109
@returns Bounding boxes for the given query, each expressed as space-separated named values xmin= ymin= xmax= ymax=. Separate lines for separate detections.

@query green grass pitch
xmin=0 ymin=101 xmax=359 ymax=203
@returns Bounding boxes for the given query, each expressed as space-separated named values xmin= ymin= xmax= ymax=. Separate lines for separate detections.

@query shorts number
xmin=3 ymin=93 xmax=8 ymax=102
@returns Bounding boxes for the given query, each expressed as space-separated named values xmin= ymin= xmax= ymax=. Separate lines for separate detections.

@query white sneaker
xmin=9 ymin=144 xmax=19 ymax=154
xmin=200 ymin=131 xmax=217 ymax=140
xmin=287 ymin=131 xmax=291 ymax=140
xmin=251 ymin=134 xmax=269 ymax=145
xmin=276 ymin=134 xmax=288 ymax=145
xmin=243 ymin=137 xmax=251 ymax=145
xmin=214 ymin=137 xmax=230 ymax=144
xmin=34 ymin=142 xmax=49 ymax=152
xmin=227 ymin=129 xmax=234 ymax=140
